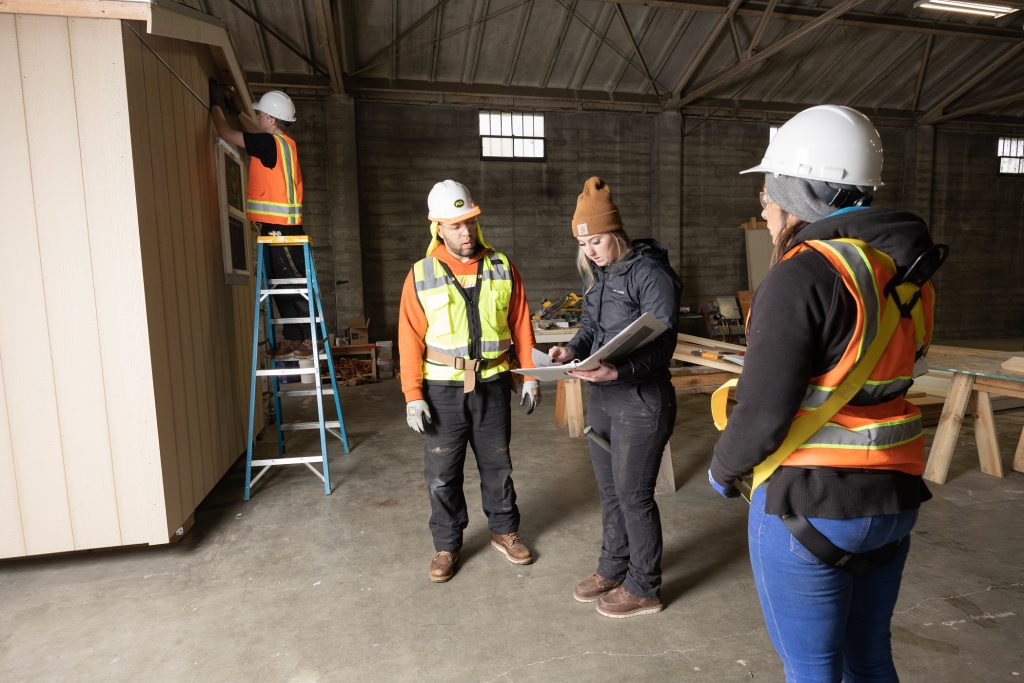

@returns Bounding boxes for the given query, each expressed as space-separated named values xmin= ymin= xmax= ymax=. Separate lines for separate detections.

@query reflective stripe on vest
xmin=780 ymin=238 xmax=933 ymax=475
xmin=247 ymin=134 xmax=303 ymax=225
xmin=413 ymin=252 xmax=513 ymax=383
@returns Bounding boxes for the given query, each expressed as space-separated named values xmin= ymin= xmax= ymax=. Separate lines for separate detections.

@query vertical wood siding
xmin=121 ymin=23 xmax=260 ymax=536
xmin=0 ymin=14 xmax=258 ymax=558
xmin=0 ymin=14 xmax=165 ymax=557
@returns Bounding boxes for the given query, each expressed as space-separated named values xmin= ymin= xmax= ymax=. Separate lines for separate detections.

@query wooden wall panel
xmin=0 ymin=14 xmax=30 ymax=558
xmin=70 ymin=17 xmax=166 ymax=545
xmin=121 ymin=23 xmax=184 ymax=538
xmin=18 ymin=14 xmax=122 ymax=550
xmin=122 ymin=26 xmax=261 ymax=531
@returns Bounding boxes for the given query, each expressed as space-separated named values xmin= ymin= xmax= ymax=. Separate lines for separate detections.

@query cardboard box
xmin=349 ymin=316 xmax=370 ymax=344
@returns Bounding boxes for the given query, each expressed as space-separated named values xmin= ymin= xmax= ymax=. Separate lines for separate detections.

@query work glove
xmin=406 ymin=400 xmax=431 ymax=434
xmin=708 ymin=468 xmax=740 ymax=499
xmin=519 ymin=380 xmax=541 ymax=415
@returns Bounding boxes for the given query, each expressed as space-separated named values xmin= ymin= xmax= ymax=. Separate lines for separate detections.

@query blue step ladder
xmin=244 ymin=235 xmax=350 ymax=500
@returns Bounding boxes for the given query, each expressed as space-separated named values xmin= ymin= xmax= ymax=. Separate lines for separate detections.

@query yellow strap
xmin=711 ymin=280 xmax=922 ymax=495
xmin=711 ymin=379 xmax=738 ymax=431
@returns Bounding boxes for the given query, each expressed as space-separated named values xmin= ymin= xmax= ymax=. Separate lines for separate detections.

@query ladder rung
xmin=260 ymin=288 xmax=309 ymax=295
xmin=251 ymin=456 xmax=325 ymax=466
xmin=281 ymin=421 xmax=342 ymax=430
xmin=272 ymin=317 xmax=323 ymax=324
xmin=278 ymin=387 xmax=335 ymax=396
xmin=268 ymin=278 xmax=309 ymax=285
xmin=257 ymin=367 xmax=319 ymax=377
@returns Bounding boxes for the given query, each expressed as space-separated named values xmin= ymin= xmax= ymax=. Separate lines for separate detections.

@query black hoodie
xmin=711 ymin=207 xmax=934 ymax=518
xmin=567 ymin=238 xmax=683 ymax=385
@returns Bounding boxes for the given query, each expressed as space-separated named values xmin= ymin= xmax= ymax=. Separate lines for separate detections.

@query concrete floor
xmin=1 ymin=378 xmax=1023 ymax=682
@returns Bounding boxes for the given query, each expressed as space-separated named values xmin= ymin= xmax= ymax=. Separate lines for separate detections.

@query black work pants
xmin=587 ymin=378 xmax=676 ymax=597
xmin=422 ymin=374 xmax=520 ymax=551
xmin=258 ymin=223 xmax=310 ymax=342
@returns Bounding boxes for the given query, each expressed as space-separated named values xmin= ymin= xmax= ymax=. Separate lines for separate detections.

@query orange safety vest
xmin=777 ymin=238 xmax=935 ymax=475
xmin=246 ymin=133 xmax=303 ymax=225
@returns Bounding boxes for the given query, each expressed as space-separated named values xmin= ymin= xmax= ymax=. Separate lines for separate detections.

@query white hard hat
xmin=741 ymin=105 xmax=884 ymax=188
xmin=252 ymin=90 xmax=296 ymax=123
xmin=427 ymin=180 xmax=482 ymax=224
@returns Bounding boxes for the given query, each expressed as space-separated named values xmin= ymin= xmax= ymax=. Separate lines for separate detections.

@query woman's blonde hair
xmin=576 ymin=229 xmax=631 ymax=291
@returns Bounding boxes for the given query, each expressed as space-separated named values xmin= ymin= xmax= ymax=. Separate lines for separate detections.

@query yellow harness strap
xmin=711 ymin=280 xmax=921 ymax=495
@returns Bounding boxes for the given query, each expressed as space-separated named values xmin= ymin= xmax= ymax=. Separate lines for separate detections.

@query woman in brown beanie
xmin=549 ymin=176 xmax=682 ymax=618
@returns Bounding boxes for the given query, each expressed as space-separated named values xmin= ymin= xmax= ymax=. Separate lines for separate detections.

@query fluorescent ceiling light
xmin=913 ymin=0 xmax=1018 ymax=17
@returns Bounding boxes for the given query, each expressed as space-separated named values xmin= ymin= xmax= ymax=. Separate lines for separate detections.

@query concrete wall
xmin=354 ymin=103 xmax=677 ymax=346
xmin=929 ymin=129 xmax=1024 ymax=341
xmin=305 ymin=101 xmax=1022 ymax=345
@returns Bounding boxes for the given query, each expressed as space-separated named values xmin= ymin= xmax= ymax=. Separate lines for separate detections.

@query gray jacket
xmin=567 ymin=239 xmax=682 ymax=385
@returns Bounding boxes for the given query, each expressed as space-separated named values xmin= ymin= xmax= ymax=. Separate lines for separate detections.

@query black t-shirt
xmin=243 ymin=131 xmax=277 ymax=169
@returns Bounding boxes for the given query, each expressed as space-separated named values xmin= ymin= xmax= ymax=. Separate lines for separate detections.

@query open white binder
xmin=512 ymin=312 xmax=668 ymax=381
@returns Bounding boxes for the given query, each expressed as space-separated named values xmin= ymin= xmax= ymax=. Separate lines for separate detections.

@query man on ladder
xmin=213 ymin=89 xmax=312 ymax=360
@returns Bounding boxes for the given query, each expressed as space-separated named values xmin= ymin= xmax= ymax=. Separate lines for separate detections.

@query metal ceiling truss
xmin=216 ymin=0 xmax=1024 ymax=126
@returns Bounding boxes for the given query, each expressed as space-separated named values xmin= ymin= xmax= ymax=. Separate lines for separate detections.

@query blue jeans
xmin=748 ymin=485 xmax=917 ymax=682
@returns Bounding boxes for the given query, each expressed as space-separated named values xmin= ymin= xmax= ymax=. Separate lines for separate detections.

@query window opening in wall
xmin=216 ymin=139 xmax=252 ymax=284
xmin=480 ymin=111 xmax=545 ymax=160
xmin=998 ymin=136 xmax=1024 ymax=174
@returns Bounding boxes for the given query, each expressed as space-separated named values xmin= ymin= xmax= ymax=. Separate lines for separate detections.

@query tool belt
xmin=425 ymin=348 xmax=509 ymax=393
xmin=781 ymin=514 xmax=905 ymax=579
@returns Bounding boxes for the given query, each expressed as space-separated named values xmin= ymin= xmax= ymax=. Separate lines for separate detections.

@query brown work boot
xmin=490 ymin=532 xmax=534 ymax=565
xmin=270 ymin=340 xmax=298 ymax=359
xmin=292 ymin=339 xmax=314 ymax=359
xmin=573 ymin=573 xmax=623 ymax=603
xmin=429 ymin=550 xmax=459 ymax=583
xmin=596 ymin=586 xmax=664 ymax=618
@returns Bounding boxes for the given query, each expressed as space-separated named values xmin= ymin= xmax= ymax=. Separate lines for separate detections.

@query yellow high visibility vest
xmin=413 ymin=251 xmax=513 ymax=383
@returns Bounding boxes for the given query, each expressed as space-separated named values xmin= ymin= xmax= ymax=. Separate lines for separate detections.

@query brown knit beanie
xmin=572 ymin=177 xmax=623 ymax=237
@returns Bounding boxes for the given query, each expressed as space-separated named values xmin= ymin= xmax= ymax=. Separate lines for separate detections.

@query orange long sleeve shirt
xmin=398 ymin=243 xmax=536 ymax=402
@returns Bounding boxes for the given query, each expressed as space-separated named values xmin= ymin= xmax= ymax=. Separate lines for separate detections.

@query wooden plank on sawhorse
xmin=554 ymin=378 xmax=584 ymax=438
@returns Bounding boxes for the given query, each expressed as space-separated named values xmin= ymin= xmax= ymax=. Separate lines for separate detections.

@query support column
xmin=326 ymin=94 xmax=365 ymax=335
xmin=654 ymin=111 xmax=683 ymax=275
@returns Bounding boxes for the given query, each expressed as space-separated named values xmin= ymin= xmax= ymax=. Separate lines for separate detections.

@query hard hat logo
xmin=427 ymin=179 xmax=481 ymax=224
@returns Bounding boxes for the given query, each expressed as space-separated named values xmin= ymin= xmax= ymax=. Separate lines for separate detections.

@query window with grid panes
xmin=998 ymin=137 xmax=1024 ymax=174
xmin=479 ymin=111 xmax=545 ymax=160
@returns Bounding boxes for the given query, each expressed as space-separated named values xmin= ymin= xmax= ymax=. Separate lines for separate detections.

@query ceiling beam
xmin=430 ymin=1 xmax=443 ymax=82
xmin=746 ymin=0 xmax=778 ymax=58
xmin=599 ymin=0 xmax=1022 ymax=42
xmin=225 ymin=0 xmax=327 ymax=76
xmin=670 ymin=0 xmax=744 ymax=100
xmin=931 ymin=88 xmax=1024 ymax=123
xmin=465 ymin=0 xmax=489 ymax=84
xmin=669 ymin=0 xmax=867 ymax=109
xmin=352 ymin=0 xmax=530 ymax=78
xmin=614 ymin=3 xmax=660 ymax=97
xmin=911 ymin=35 xmax=933 ymax=112
xmin=505 ymin=0 xmax=535 ymax=86
xmin=313 ymin=0 xmax=344 ymax=93
xmin=354 ymin=0 xmax=453 ymax=78
xmin=542 ymin=0 xmax=576 ymax=88
xmin=920 ymin=42 xmax=1024 ymax=123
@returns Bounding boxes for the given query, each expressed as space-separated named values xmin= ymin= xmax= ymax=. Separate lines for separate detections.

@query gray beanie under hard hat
xmin=764 ymin=174 xmax=874 ymax=224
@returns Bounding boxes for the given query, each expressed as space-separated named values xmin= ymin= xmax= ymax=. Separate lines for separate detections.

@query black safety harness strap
xmin=781 ymin=514 xmax=905 ymax=579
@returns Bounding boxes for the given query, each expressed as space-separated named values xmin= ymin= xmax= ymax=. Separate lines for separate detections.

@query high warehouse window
xmin=480 ymin=111 xmax=545 ymax=160
xmin=998 ymin=137 xmax=1024 ymax=174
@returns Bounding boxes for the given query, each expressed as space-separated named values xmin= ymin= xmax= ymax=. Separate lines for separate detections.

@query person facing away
xmin=397 ymin=179 xmax=542 ymax=584
xmin=212 ymin=89 xmax=312 ymax=360
xmin=548 ymin=177 xmax=682 ymax=618
xmin=708 ymin=105 xmax=940 ymax=682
